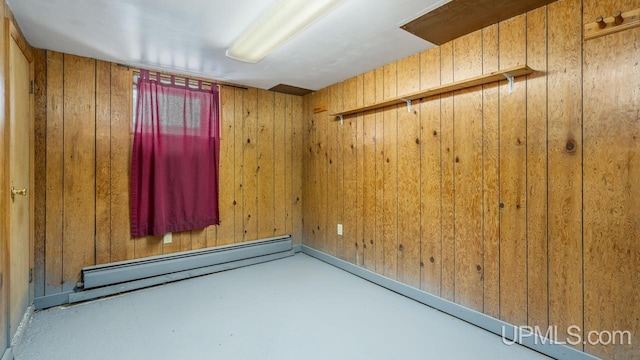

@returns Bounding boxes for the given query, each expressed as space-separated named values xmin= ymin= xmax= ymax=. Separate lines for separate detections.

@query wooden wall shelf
xmin=331 ymin=65 xmax=534 ymax=119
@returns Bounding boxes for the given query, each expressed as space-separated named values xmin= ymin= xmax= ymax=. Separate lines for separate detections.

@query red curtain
xmin=130 ymin=70 xmax=220 ymax=237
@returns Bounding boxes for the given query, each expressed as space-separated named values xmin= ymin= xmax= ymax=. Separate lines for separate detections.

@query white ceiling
xmin=9 ymin=0 xmax=449 ymax=91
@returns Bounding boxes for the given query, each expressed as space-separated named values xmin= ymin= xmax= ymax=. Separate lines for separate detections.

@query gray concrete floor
xmin=15 ymin=254 xmax=550 ymax=360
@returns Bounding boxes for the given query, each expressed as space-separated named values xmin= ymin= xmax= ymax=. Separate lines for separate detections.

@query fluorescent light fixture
xmin=226 ymin=0 xmax=342 ymax=63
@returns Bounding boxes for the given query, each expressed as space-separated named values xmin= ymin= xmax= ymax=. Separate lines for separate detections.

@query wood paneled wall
xmin=302 ymin=0 xmax=639 ymax=358
xmin=33 ymin=51 xmax=304 ymax=297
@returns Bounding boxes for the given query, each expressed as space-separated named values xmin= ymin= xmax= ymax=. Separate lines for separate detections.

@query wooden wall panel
xmin=342 ymin=78 xmax=357 ymax=263
xmin=362 ymin=110 xmax=376 ymax=270
xmin=274 ymin=93 xmax=286 ymax=238
xmin=33 ymin=49 xmax=46 ymax=298
xmin=547 ymin=0 xmax=583 ymax=348
xmin=44 ymin=51 xmax=64 ymax=295
xmin=381 ymin=107 xmax=398 ymax=278
xmin=242 ymin=88 xmax=259 ymax=242
xmin=355 ymin=78 xmax=365 ymax=266
xmin=326 ymin=85 xmax=340 ymax=257
xmin=110 ymin=62 xmax=134 ymax=262
xmin=526 ymin=6 xmax=549 ymax=330
xmin=291 ymin=95 xmax=304 ymax=245
xmin=95 ymin=60 xmax=114 ymax=262
xmin=481 ymin=24 xmax=500 ymax=319
xmin=315 ymin=88 xmax=329 ymax=254
xmin=419 ymin=47 xmax=442 ymax=296
xmin=362 ymin=72 xmax=376 ymax=269
xmin=498 ymin=14 xmax=528 ymax=326
xmin=440 ymin=41 xmax=455 ymax=302
xmin=284 ymin=94 xmax=293 ymax=243
xmin=374 ymin=69 xmax=385 ymax=272
xmin=452 ymin=30 xmax=484 ymax=312
xmin=396 ymin=55 xmax=421 ymax=288
xmin=257 ymin=90 xmax=275 ymax=240
xmin=302 ymin=93 xmax=317 ymax=248
xmin=217 ymin=86 xmax=236 ymax=246
xmin=233 ymin=88 xmax=245 ymax=243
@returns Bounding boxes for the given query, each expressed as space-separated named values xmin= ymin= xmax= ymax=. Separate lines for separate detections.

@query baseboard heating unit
xmin=34 ymin=236 xmax=294 ymax=309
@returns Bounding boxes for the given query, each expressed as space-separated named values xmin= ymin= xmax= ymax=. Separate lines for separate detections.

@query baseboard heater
xmin=82 ymin=236 xmax=292 ymax=289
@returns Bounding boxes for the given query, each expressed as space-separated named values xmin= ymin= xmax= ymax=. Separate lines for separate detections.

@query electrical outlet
xmin=337 ymin=224 xmax=343 ymax=236
xmin=163 ymin=232 xmax=172 ymax=244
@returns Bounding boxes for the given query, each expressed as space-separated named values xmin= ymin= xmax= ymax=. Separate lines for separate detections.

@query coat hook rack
xmin=584 ymin=8 xmax=639 ymax=40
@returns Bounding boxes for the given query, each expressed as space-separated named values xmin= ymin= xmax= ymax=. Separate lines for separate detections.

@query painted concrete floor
xmin=15 ymin=254 xmax=550 ymax=360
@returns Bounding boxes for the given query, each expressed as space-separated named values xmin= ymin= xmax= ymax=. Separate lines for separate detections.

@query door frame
xmin=2 ymin=17 xmax=34 ymax=347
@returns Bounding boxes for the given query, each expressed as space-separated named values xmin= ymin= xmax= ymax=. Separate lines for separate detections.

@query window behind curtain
xmin=130 ymin=70 xmax=220 ymax=237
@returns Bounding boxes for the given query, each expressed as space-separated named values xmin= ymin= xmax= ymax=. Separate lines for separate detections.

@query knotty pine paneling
xmin=301 ymin=0 xmax=639 ymax=358
xmin=34 ymin=51 xmax=303 ymax=295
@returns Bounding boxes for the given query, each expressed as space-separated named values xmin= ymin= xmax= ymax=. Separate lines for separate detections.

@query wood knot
xmin=247 ymin=138 xmax=251 ymax=144
xmin=420 ymin=262 xmax=425 ymax=267
xmin=415 ymin=138 xmax=421 ymax=145
xmin=399 ymin=244 xmax=404 ymax=251
xmin=499 ymin=202 xmax=505 ymax=209
xmin=455 ymin=156 xmax=460 ymax=163
xmin=386 ymin=158 xmax=390 ymax=163
xmin=476 ymin=265 xmax=482 ymax=271
xmin=566 ymin=140 xmax=576 ymax=152
xmin=329 ymin=159 xmax=332 ymax=164
xmin=296 ymin=197 xmax=300 ymax=202
xmin=433 ymin=130 xmax=438 ymax=136
xmin=430 ymin=256 xmax=435 ymax=263
xmin=370 ymin=240 xmax=373 ymax=245
xmin=233 ymin=200 xmax=237 ymax=205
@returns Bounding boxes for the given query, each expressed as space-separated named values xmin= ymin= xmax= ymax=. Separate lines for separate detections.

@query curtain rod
xmin=117 ymin=63 xmax=248 ymax=90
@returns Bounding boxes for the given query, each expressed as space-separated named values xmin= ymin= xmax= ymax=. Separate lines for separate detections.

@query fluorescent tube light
xmin=226 ymin=0 xmax=342 ymax=63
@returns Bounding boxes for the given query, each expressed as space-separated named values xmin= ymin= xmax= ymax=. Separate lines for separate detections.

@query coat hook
xmin=613 ymin=10 xmax=624 ymax=25
xmin=596 ymin=16 xmax=606 ymax=29
xmin=337 ymin=114 xmax=344 ymax=125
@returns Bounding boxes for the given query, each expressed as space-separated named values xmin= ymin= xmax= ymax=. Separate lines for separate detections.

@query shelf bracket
xmin=337 ymin=114 xmax=344 ymax=125
xmin=401 ymin=99 xmax=412 ymax=113
xmin=503 ymin=73 xmax=515 ymax=94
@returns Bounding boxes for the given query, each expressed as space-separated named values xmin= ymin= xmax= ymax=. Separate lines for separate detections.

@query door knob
xmin=11 ymin=186 xmax=27 ymax=199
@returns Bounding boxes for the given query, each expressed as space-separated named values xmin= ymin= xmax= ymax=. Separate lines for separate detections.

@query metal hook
xmin=337 ymin=114 xmax=344 ymax=125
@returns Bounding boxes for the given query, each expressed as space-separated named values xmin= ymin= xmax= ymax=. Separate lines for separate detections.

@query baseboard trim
xmin=34 ymin=238 xmax=295 ymax=310
xmin=299 ymin=245 xmax=600 ymax=360
xmin=69 ymin=250 xmax=294 ymax=304
xmin=10 ymin=305 xmax=34 ymax=349
xmin=1 ymin=347 xmax=12 ymax=360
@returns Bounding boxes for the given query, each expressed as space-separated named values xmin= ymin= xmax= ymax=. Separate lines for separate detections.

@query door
xmin=8 ymin=32 xmax=33 ymax=338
